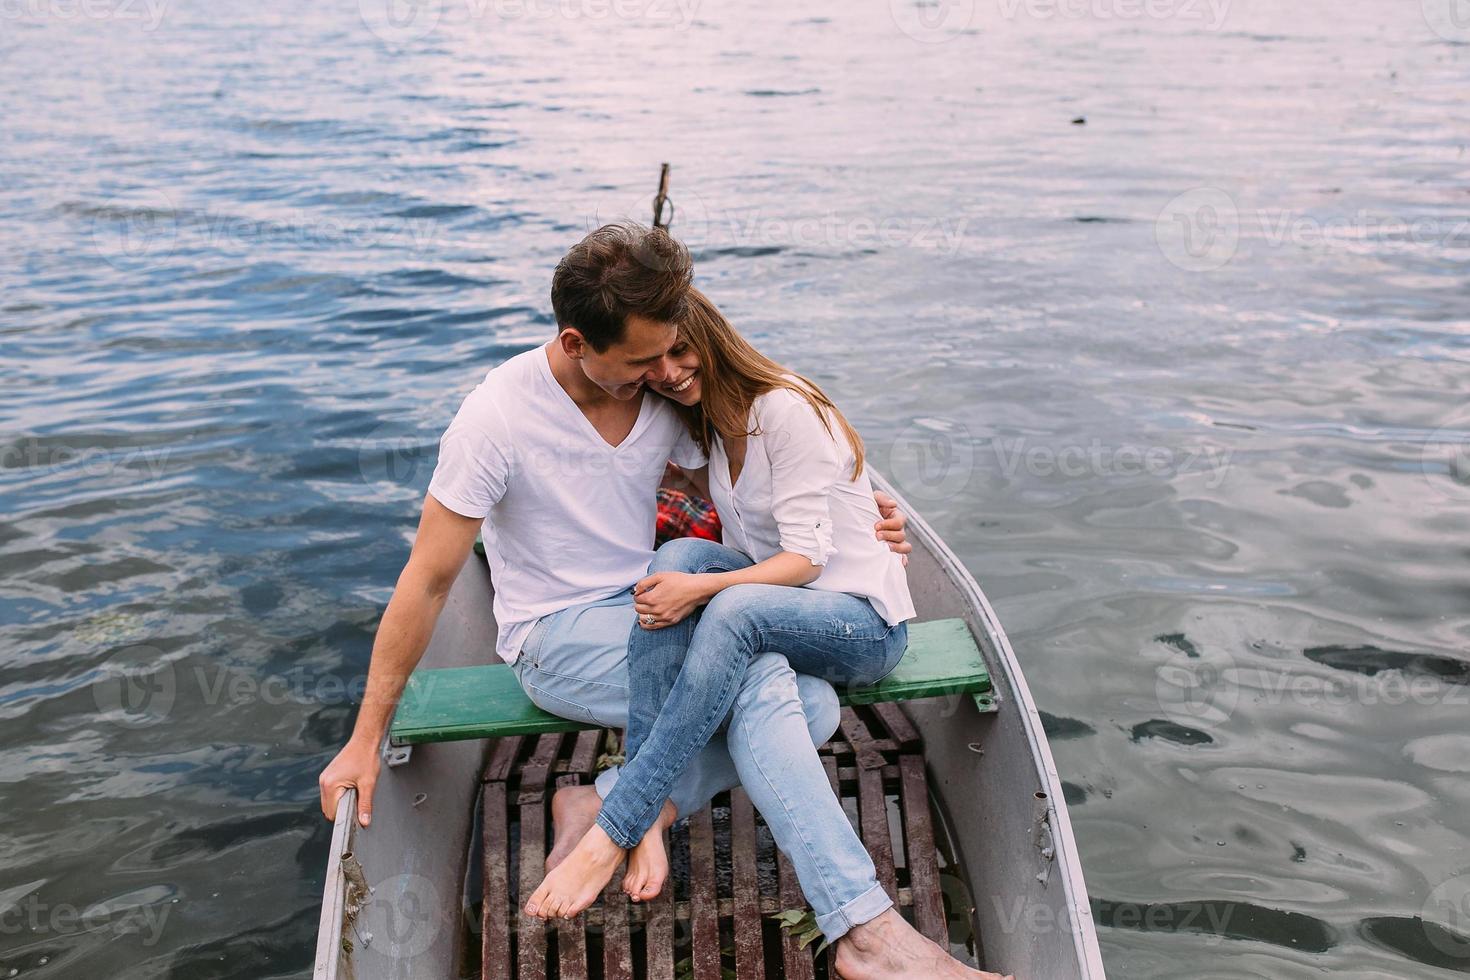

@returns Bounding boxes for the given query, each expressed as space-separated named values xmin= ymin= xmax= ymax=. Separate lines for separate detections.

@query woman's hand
xmin=633 ymin=571 xmax=715 ymax=629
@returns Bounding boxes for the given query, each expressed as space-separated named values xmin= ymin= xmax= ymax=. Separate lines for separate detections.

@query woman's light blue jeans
xmin=594 ymin=537 xmax=909 ymax=940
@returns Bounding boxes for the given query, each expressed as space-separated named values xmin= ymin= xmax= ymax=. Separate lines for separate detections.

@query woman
xmin=524 ymin=284 xmax=921 ymax=932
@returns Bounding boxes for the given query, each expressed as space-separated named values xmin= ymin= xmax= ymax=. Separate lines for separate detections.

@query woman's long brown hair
xmin=671 ymin=287 xmax=865 ymax=479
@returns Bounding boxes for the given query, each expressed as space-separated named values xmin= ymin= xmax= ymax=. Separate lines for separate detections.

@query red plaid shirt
xmin=655 ymin=488 xmax=722 ymax=546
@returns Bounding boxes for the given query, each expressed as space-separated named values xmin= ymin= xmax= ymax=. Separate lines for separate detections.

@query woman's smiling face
xmin=651 ymin=338 xmax=703 ymax=405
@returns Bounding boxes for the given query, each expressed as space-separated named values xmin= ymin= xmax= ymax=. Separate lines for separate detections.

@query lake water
xmin=2 ymin=0 xmax=1468 ymax=976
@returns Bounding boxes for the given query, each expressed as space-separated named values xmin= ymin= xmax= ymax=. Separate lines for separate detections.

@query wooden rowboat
xmin=313 ymin=473 xmax=1107 ymax=978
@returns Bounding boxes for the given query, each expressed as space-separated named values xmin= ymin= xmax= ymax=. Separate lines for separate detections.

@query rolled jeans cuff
xmin=814 ymin=881 xmax=894 ymax=942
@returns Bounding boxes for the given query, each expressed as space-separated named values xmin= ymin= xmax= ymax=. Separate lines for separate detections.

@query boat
xmin=313 ymin=473 xmax=1107 ymax=978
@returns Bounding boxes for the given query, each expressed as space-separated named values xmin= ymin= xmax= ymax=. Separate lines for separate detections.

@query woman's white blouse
xmin=708 ymin=386 xmax=916 ymax=627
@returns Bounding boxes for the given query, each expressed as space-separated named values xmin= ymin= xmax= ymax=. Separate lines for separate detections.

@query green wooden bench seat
xmin=389 ymin=617 xmax=993 ymax=746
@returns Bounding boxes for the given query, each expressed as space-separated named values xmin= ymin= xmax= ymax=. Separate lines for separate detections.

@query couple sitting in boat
xmin=318 ymin=222 xmax=1009 ymax=980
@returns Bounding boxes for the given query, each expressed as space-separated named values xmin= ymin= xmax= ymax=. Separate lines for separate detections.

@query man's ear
xmin=557 ymin=327 xmax=586 ymax=360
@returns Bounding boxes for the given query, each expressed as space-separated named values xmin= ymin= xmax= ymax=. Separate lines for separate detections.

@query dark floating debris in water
xmin=1091 ymin=898 xmax=1335 ymax=952
xmin=1291 ymin=842 xmax=1307 ymax=863
xmin=1039 ymin=710 xmax=1096 ymax=740
xmin=1359 ymin=916 xmax=1470 ymax=970
xmin=1154 ymin=632 xmax=1202 ymax=659
xmin=1303 ymin=645 xmax=1470 ymax=684
xmin=1131 ymin=719 xmax=1214 ymax=746
xmin=1071 ymin=116 xmax=1087 ymax=125
xmin=1061 ymin=781 xmax=1089 ymax=806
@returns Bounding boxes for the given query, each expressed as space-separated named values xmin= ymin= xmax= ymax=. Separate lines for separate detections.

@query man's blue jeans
xmin=597 ymin=538 xmax=909 ymax=940
xmin=509 ymin=589 xmax=842 ymax=847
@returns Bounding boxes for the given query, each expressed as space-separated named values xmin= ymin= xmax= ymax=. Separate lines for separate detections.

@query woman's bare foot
xmin=834 ymin=907 xmax=1014 ymax=980
xmin=524 ymin=823 xmax=626 ymax=920
xmin=621 ymin=799 xmax=678 ymax=903
xmin=547 ymin=784 xmax=602 ymax=872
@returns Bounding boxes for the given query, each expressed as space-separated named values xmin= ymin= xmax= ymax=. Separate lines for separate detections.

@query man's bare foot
xmin=547 ymin=784 xmax=602 ymax=872
xmin=621 ymin=799 xmax=678 ymax=903
xmin=834 ymin=907 xmax=1014 ymax=980
xmin=524 ymin=823 xmax=626 ymax=920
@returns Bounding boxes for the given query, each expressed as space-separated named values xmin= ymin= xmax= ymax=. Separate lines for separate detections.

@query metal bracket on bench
xmin=385 ymin=745 xmax=413 ymax=768
xmin=973 ymin=692 xmax=999 ymax=714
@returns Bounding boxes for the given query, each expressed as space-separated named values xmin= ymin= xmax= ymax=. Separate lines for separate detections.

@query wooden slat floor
xmin=477 ymin=705 xmax=968 ymax=979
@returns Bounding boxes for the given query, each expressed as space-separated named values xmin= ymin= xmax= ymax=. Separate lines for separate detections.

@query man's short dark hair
xmin=550 ymin=222 xmax=693 ymax=352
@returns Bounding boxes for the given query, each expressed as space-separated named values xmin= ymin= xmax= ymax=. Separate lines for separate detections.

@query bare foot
xmin=834 ymin=907 xmax=1013 ymax=980
xmin=621 ymin=799 xmax=678 ymax=903
xmin=547 ymin=784 xmax=603 ymax=872
xmin=524 ymin=823 xmax=626 ymax=920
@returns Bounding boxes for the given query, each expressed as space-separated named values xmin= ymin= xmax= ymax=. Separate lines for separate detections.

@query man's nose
xmin=644 ymin=357 xmax=676 ymax=383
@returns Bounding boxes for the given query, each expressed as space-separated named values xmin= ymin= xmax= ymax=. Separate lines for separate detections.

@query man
xmin=319 ymin=223 xmax=1002 ymax=979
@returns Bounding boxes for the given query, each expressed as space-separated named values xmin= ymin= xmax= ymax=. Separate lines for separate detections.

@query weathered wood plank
xmin=729 ymin=789 xmax=764 ymax=980
xmin=481 ymin=781 xmax=511 ymax=980
xmin=517 ymin=803 xmax=548 ymax=979
xmin=518 ymin=733 xmax=563 ymax=805
xmin=484 ymin=735 xmax=525 ymax=783
xmin=898 ymin=754 xmax=948 ymax=945
xmin=776 ymin=850 xmax=815 ymax=980
xmin=856 ymin=764 xmax=899 ymax=901
xmin=602 ymin=878 xmax=633 ymax=980
xmin=839 ymin=707 xmax=889 ymax=772
xmin=689 ymin=807 xmax=722 ymax=980
xmin=567 ymin=728 xmax=603 ymax=778
xmin=872 ymin=702 xmax=922 ymax=749
xmin=552 ymin=774 xmax=589 ymax=978
xmin=643 ymin=875 xmax=675 ymax=980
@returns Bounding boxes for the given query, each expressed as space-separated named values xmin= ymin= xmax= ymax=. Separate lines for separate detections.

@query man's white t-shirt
xmin=427 ymin=346 xmax=707 ymax=665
